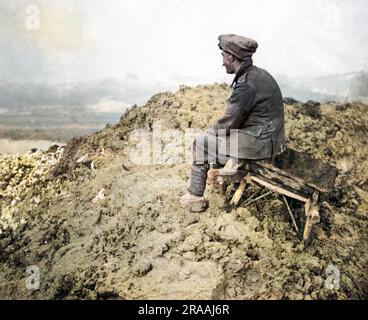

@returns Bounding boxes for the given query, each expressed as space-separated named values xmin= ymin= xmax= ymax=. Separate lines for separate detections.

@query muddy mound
xmin=1 ymin=83 xmax=367 ymax=300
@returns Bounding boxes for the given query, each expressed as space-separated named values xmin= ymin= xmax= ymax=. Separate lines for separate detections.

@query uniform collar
xmin=231 ymin=58 xmax=253 ymax=88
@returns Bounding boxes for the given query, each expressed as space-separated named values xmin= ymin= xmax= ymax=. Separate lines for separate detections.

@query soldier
xmin=180 ymin=34 xmax=286 ymax=212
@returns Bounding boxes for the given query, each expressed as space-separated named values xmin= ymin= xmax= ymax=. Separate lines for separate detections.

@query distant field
xmin=0 ymin=138 xmax=65 ymax=154
xmin=0 ymin=127 xmax=101 ymax=142
xmin=0 ymin=104 xmax=124 ymax=143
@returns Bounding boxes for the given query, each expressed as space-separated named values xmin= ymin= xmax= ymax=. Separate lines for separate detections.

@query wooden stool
xmin=208 ymin=147 xmax=338 ymax=244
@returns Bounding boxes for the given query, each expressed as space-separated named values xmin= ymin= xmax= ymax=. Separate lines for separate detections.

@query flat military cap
xmin=218 ymin=34 xmax=258 ymax=60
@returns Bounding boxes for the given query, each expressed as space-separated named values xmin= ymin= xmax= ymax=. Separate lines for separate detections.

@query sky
xmin=1 ymin=0 xmax=368 ymax=87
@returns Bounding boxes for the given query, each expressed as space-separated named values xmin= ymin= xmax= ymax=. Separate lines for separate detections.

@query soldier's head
xmin=218 ymin=34 xmax=258 ymax=74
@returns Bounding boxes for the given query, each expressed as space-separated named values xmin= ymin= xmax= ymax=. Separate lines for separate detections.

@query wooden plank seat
xmin=207 ymin=147 xmax=339 ymax=243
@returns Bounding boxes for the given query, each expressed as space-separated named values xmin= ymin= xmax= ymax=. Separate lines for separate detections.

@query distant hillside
xmin=0 ymin=79 xmax=173 ymax=142
xmin=278 ymin=71 xmax=368 ymax=103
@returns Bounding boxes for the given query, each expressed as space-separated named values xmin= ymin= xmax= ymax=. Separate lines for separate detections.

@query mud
xmin=0 ymin=83 xmax=367 ymax=299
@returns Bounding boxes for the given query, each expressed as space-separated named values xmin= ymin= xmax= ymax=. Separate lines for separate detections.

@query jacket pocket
xmin=219 ymin=131 xmax=273 ymax=160
xmin=239 ymin=126 xmax=263 ymax=137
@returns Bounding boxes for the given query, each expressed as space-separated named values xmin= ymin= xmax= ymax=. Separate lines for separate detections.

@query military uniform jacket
xmin=208 ymin=62 xmax=286 ymax=160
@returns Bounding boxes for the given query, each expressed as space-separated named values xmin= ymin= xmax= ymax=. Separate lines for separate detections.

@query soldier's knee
xmin=193 ymin=134 xmax=207 ymax=147
xmin=193 ymin=134 xmax=209 ymax=164
xmin=193 ymin=134 xmax=208 ymax=152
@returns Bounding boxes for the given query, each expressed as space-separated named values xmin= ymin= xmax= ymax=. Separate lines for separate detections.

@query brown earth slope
xmin=0 ymin=84 xmax=367 ymax=299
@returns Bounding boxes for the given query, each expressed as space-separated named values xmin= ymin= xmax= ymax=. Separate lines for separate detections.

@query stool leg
xmin=303 ymin=191 xmax=320 ymax=243
xmin=230 ymin=178 xmax=246 ymax=206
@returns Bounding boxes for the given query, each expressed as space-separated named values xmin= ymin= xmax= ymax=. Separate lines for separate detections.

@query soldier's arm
xmin=207 ymin=83 xmax=256 ymax=136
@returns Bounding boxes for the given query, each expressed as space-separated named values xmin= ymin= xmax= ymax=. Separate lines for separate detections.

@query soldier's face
xmin=221 ymin=51 xmax=235 ymax=74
